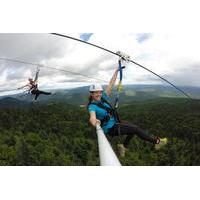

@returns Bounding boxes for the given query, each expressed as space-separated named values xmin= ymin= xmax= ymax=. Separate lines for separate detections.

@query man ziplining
xmin=18 ymin=67 xmax=52 ymax=102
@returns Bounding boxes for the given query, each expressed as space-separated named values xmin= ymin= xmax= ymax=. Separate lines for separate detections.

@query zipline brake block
xmin=116 ymin=51 xmax=130 ymax=61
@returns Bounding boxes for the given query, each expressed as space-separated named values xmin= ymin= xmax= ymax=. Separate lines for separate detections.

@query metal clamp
xmin=116 ymin=51 xmax=130 ymax=61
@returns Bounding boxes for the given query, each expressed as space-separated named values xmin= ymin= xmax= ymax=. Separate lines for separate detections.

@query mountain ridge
xmin=0 ymin=84 xmax=199 ymax=108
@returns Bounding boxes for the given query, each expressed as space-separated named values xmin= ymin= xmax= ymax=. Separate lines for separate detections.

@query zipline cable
xmin=40 ymin=65 xmax=107 ymax=83
xmin=51 ymin=33 xmax=117 ymax=56
xmin=50 ymin=33 xmax=192 ymax=100
xmin=0 ymin=88 xmax=19 ymax=92
xmin=0 ymin=57 xmax=107 ymax=83
xmin=129 ymin=60 xmax=192 ymax=100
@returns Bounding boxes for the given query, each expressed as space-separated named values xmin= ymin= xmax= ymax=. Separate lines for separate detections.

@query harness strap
xmin=34 ymin=66 xmax=40 ymax=82
xmin=90 ymin=97 xmax=120 ymax=126
xmin=29 ymin=83 xmax=38 ymax=94
xmin=114 ymin=59 xmax=125 ymax=109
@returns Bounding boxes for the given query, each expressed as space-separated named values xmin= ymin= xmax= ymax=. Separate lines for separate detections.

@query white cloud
xmin=0 ymin=33 xmax=200 ymax=96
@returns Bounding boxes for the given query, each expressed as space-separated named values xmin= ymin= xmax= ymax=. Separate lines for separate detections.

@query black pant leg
xmin=108 ymin=122 xmax=157 ymax=148
xmin=34 ymin=90 xmax=40 ymax=100
xmin=39 ymin=90 xmax=51 ymax=95
xmin=32 ymin=90 xmax=51 ymax=100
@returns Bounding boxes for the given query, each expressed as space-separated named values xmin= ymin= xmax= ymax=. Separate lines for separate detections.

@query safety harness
xmin=28 ymin=66 xmax=40 ymax=94
xmin=89 ymin=52 xmax=130 ymax=127
xmin=88 ymin=51 xmax=130 ymax=134
xmin=90 ymin=97 xmax=121 ymax=126
xmin=114 ymin=51 xmax=130 ymax=109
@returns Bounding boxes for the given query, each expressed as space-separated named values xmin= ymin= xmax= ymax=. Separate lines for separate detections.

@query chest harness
xmin=90 ymin=97 xmax=121 ymax=126
xmin=89 ymin=51 xmax=130 ymax=127
xmin=28 ymin=66 xmax=40 ymax=93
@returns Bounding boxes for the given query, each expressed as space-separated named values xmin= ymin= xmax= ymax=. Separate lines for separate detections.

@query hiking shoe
xmin=117 ymin=144 xmax=127 ymax=157
xmin=155 ymin=138 xmax=168 ymax=150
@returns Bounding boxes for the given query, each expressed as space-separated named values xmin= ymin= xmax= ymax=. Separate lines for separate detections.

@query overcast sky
xmin=0 ymin=33 xmax=200 ymax=96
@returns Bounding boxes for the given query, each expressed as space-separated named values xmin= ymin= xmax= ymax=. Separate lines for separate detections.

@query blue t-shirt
xmin=88 ymin=92 xmax=116 ymax=134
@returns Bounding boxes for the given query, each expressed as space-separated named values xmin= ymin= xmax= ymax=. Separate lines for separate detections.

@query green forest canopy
xmin=0 ymin=98 xmax=200 ymax=166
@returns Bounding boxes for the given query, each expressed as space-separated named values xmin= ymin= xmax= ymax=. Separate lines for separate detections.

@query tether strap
xmin=34 ymin=66 xmax=40 ymax=82
xmin=114 ymin=59 xmax=125 ymax=109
